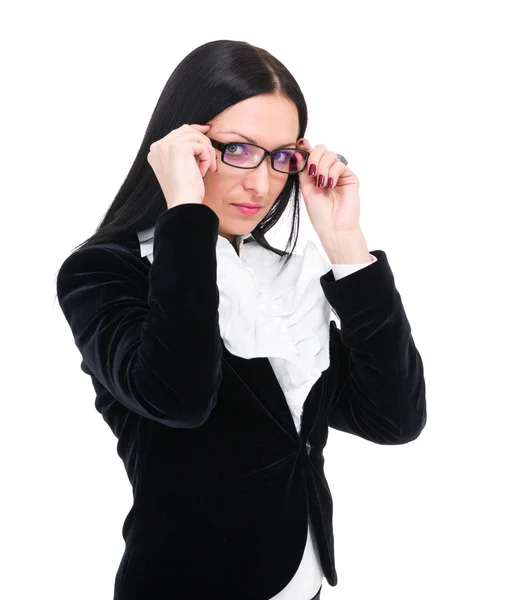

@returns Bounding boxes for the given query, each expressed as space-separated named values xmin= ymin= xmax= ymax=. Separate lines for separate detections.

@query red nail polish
xmin=318 ymin=174 xmax=324 ymax=187
xmin=309 ymin=164 xmax=316 ymax=177
xmin=327 ymin=177 xmax=333 ymax=188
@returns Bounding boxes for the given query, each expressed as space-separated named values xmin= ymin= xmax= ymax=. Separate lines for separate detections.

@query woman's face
xmin=202 ymin=93 xmax=301 ymax=245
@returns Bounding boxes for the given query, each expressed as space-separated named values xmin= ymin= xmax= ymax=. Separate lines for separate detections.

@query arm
xmin=56 ymin=204 xmax=223 ymax=428
xmin=321 ymin=250 xmax=427 ymax=444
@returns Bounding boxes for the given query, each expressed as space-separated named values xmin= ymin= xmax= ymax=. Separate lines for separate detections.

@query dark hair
xmin=54 ymin=40 xmax=309 ymax=294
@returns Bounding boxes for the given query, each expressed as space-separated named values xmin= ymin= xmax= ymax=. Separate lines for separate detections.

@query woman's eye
xmin=226 ymin=143 xmax=245 ymax=155
xmin=274 ymin=151 xmax=289 ymax=162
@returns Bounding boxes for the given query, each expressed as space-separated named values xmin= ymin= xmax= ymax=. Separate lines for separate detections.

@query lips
xmin=232 ymin=204 xmax=261 ymax=209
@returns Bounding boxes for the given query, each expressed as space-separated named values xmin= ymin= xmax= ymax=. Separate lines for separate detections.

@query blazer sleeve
xmin=320 ymin=250 xmax=427 ymax=445
xmin=56 ymin=203 xmax=223 ymax=429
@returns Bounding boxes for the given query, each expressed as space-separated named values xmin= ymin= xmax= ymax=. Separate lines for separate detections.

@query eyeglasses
xmin=208 ymin=138 xmax=310 ymax=174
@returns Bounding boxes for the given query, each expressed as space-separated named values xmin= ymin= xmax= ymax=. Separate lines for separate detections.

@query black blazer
xmin=56 ymin=203 xmax=427 ymax=600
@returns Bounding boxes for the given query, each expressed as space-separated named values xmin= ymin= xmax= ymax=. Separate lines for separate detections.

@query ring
xmin=336 ymin=153 xmax=348 ymax=165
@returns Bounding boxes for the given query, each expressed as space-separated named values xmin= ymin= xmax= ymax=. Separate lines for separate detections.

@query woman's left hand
xmin=297 ymin=138 xmax=362 ymax=242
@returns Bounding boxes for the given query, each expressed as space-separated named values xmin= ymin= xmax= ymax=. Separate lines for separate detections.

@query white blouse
xmin=137 ymin=226 xmax=377 ymax=600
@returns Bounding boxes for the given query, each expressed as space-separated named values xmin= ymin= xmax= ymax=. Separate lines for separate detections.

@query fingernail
xmin=309 ymin=164 xmax=316 ymax=177
xmin=318 ymin=174 xmax=325 ymax=187
xmin=327 ymin=177 xmax=333 ymax=188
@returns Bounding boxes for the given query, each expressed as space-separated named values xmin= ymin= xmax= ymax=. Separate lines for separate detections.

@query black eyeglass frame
xmin=208 ymin=137 xmax=310 ymax=174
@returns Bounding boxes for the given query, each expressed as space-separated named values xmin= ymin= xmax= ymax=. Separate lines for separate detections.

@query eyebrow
xmin=218 ymin=130 xmax=297 ymax=148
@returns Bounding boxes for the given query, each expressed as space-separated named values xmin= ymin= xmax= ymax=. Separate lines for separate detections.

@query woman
xmin=55 ymin=39 xmax=427 ymax=600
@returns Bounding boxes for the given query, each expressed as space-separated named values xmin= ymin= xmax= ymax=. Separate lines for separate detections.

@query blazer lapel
xmin=222 ymin=346 xmax=301 ymax=443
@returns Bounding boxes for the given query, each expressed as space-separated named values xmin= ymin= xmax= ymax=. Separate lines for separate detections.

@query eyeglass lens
xmin=223 ymin=143 xmax=307 ymax=173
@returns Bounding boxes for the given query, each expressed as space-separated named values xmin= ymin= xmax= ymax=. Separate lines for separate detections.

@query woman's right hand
xmin=147 ymin=124 xmax=217 ymax=209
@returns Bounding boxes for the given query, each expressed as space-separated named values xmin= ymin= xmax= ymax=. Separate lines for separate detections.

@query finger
xmin=296 ymin=139 xmax=323 ymax=200
xmin=203 ymin=137 xmax=217 ymax=174
xmin=190 ymin=124 xmax=217 ymax=174
xmin=190 ymin=140 xmax=212 ymax=178
xmin=296 ymin=138 xmax=310 ymax=183
xmin=211 ymin=142 xmax=218 ymax=173
xmin=297 ymin=137 xmax=312 ymax=153
xmin=297 ymin=138 xmax=312 ymax=174
xmin=306 ymin=143 xmax=328 ymax=178
xmin=325 ymin=160 xmax=348 ymax=189
xmin=314 ymin=150 xmax=341 ymax=187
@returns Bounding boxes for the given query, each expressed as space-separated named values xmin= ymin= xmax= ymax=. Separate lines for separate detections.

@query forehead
xmin=213 ymin=94 xmax=299 ymax=146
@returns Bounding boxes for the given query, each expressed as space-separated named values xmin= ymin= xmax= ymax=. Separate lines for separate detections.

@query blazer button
xmin=306 ymin=441 xmax=312 ymax=455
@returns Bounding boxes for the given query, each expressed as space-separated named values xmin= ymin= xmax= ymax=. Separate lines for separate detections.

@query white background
xmin=2 ymin=1 xmax=529 ymax=598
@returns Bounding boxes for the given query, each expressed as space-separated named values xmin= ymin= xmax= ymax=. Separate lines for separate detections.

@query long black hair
xmin=55 ymin=40 xmax=309 ymax=285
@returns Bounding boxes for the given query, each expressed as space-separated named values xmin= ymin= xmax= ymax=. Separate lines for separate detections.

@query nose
xmin=242 ymin=156 xmax=271 ymax=197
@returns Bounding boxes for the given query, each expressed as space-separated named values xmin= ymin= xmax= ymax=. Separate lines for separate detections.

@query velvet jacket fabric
xmin=136 ymin=221 xmax=377 ymax=600
xmin=56 ymin=203 xmax=427 ymax=600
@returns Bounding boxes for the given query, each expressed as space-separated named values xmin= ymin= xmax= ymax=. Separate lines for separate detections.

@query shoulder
xmin=57 ymin=241 xmax=149 ymax=287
